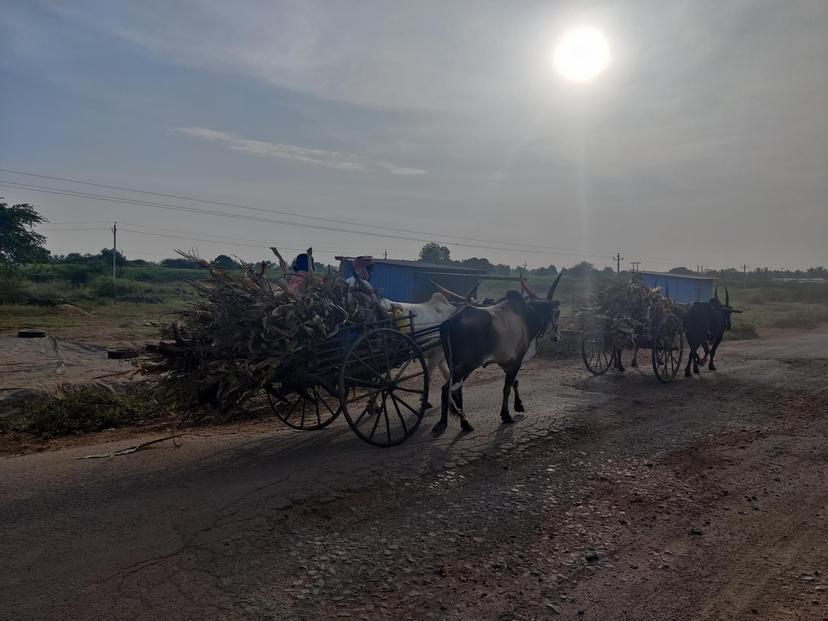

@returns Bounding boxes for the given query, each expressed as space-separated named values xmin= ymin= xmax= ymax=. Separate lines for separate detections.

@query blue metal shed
xmin=636 ymin=271 xmax=715 ymax=304
xmin=337 ymin=257 xmax=484 ymax=303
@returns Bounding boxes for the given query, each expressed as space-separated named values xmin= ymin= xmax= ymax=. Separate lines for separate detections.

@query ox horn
xmin=547 ymin=270 xmax=564 ymax=300
xmin=463 ymin=280 xmax=480 ymax=304
xmin=520 ymin=274 xmax=541 ymax=300
xmin=429 ymin=280 xmax=468 ymax=303
xmin=724 ymin=286 xmax=730 ymax=307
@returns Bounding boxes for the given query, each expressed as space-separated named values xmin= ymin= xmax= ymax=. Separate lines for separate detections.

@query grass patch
xmin=1 ymin=386 xmax=166 ymax=438
xmin=769 ymin=306 xmax=828 ymax=330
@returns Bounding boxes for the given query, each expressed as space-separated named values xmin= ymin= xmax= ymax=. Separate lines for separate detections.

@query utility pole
xmin=614 ymin=252 xmax=623 ymax=275
xmin=742 ymin=263 xmax=748 ymax=290
xmin=112 ymin=221 xmax=118 ymax=282
xmin=384 ymin=249 xmax=388 ymax=260
xmin=630 ymin=261 xmax=641 ymax=272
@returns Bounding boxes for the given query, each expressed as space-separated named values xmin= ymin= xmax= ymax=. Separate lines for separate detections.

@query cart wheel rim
xmin=266 ymin=383 xmax=341 ymax=430
xmin=340 ymin=328 xmax=428 ymax=447
xmin=581 ymin=334 xmax=613 ymax=375
xmin=652 ymin=315 xmax=684 ymax=383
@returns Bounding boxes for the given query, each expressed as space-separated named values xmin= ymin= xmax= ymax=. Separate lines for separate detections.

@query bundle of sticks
xmin=579 ymin=279 xmax=685 ymax=348
xmin=139 ymin=249 xmax=386 ymax=413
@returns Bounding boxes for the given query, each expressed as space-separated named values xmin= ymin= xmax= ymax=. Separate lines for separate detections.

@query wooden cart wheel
xmin=581 ymin=331 xmax=614 ymax=376
xmin=652 ymin=314 xmax=684 ymax=384
xmin=340 ymin=328 xmax=428 ymax=448
xmin=265 ymin=383 xmax=341 ymax=430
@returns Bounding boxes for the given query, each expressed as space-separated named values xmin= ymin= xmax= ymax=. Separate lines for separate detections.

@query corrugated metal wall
xmin=339 ymin=261 xmax=480 ymax=303
xmin=638 ymin=274 xmax=714 ymax=304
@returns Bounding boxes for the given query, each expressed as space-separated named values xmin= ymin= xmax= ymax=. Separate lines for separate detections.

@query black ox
xmin=432 ymin=272 xmax=563 ymax=436
xmin=684 ymin=286 xmax=742 ymax=376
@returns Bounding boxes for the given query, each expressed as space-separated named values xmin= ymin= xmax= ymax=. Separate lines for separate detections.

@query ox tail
xmin=439 ymin=312 xmax=463 ymax=417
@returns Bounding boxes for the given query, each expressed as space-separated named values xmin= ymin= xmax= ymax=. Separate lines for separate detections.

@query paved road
xmin=1 ymin=329 xmax=827 ymax=619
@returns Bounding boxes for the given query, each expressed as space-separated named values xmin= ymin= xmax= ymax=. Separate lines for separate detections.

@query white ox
xmin=380 ymin=293 xmax=457 ymax=387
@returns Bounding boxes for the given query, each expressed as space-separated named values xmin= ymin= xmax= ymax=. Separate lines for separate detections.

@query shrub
xmin=20 ymin=386 xmax=164 ymax=438
xmin=90 ymin=276 xmax=142 ymax=298
xmin=0 ymin=264 xmax=26 ymax=303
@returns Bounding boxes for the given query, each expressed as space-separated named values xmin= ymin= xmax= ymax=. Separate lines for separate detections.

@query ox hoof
xmin=514 ymin=401 xmax=525 ymax=413
xmin=708 ymin=364 xmax=716 ymax=371
xmin=431 ymin=422 xmax=447 ymax=437
xmin=685 ymin=370 xmax=692 ymax=377
xmin=460 ymin=419 xmax=474 ymax=432
xmin=693 ymin=367 xmax=700 ymax=375
xmin=501 ymin=414 xmax=514 ymax=424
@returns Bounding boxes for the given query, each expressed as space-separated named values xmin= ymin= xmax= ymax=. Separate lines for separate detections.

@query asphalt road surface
xmin=1 ymin=328 xmax=827 ymax=620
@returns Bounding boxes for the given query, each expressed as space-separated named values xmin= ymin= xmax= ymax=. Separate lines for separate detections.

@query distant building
xmin=636 ymin=271 xmax=714 ymax=304
xmin=337 ymin=257 xmax=484 ymax=303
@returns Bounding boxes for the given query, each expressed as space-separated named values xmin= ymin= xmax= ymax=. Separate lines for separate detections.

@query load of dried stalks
xmin=579 ymin=279 xmax=685 ymax=348
xmin=139 ymin=249 xmax=386 ymax=413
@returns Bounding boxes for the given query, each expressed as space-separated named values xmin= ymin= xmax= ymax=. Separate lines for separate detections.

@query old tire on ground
xmin=107 ymin=349 xmax=139 ymax=359
xmin=339 ymin=328 xmax=428 ymax=448
xmin=652 ymin=313 xmax=684 ymax=383
xmin=581 ymin=332 xmax=614 ymax=376
xmin=265 ymin=383 xmax=341 ymax=430
xmin=18 ymin=329 xmax=46 ymax=338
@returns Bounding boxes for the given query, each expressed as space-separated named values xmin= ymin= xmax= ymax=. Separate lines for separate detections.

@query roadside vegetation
xmin=1 ymin=203 xmax=826 ymax=443
xmin=0 ymin=386 xmax=166 ymax=439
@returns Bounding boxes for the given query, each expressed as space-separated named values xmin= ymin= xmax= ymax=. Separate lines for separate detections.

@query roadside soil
xmin=1 ymin=328 xmax=826 ymax=620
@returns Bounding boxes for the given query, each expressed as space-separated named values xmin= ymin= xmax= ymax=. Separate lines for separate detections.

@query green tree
xmin=419 ymin=242 xmax=451 ymax=264
xmin=212 ymin=254 xmax=239 ymax=269
xmin=0 ymin=203 xmax=49 ymax=263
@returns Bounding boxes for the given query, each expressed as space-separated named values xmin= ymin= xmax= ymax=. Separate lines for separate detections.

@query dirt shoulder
xmin=1 ymin=328 xmax=826 ymax=620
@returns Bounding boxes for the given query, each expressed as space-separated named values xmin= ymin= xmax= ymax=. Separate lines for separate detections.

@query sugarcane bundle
xmin=139 ymin=249 xmax=387 ymax=413
xmin=578 ymin=279 xmax=685 ymax=348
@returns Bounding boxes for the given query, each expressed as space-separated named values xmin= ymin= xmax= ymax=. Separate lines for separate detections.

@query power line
xmin=0 ymin=167 xmax=583 ymax=254
xmin=0 ymin=179 xmax=625 ymax=262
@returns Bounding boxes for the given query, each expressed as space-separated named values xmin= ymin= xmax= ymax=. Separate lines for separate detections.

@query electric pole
xmin=614 ymin=252 xmax=623 ymax=275
xmin=630 ymin=261 xmax=641 ymax=272
xmin=384 ymin=249 xmax=388 ymax=259
xmin=742 ymin=263 xmax=748 ymax=290
xmin=112 ymin=221 xmax=118 ymax=282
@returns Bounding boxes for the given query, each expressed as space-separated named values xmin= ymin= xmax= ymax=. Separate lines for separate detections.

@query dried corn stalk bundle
xmin=578 ymin=279 xmax=685 ymax=348
xmin=139 ymin=249 xmax=386 ymax=413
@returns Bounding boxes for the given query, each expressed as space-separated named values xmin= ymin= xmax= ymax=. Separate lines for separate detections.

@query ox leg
xmin=512 ymin=379 xmax=525 ymax=413
xmin=694 ymin=343 xmax=708 ymax=374
xmin=499 ymin=366 xmax=520 ymax=424
xmin=708 ymin=336 xmax=722 ymax=371
xmin=685 ymin=344 xmax=696 ymax=377
xmin=453 ymin=387 xmax=473 ymax=432
xmin=631 ymin=345 xmax=639 ymax=368
xmin=432 ymin=383 xmax=451 ymax=437
xmin=615 ymin=349 xmax=626 ymax=372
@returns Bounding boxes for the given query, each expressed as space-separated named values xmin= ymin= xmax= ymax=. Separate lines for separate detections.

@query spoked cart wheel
xmin=340 ymin=328 xmax=429 ymax=448
xmin=581 ymin=331 xmax=614 ymax=376
xmin=651 ymin=313 xmax=684 ymax=384
xmin=265 ymin=382 xmax=341 ymax=430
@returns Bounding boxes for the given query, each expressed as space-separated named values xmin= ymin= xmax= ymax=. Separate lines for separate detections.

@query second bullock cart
xmin=580 ymin=310 xmax=685 ymax=383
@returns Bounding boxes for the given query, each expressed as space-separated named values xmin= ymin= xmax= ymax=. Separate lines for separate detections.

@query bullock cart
xmin=264 ymin=313 xmax=442 ymax=447
xmin=580 ymin=311 xmax=685 ymax=383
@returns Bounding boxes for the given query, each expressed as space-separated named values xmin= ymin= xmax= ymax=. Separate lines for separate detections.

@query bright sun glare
xmin=552 ymin=26 xmax=611 ymax=83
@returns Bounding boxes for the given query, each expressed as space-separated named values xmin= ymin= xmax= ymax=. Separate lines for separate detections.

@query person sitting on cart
xmin=346 ymin=256 xmax=375 ymax=291
xmin=286 ymin=248 xmax=315 ymax=294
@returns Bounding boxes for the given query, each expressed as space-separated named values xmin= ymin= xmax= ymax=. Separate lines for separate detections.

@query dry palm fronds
xmin=139 ymin=250 xmax=387 ymax=414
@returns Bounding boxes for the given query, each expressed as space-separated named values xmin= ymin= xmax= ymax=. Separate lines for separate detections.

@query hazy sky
xmin=1 ymin=0 xmax=826 ymax=270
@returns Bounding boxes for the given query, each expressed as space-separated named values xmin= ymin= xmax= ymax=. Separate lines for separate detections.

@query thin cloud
xmin=171 ymin=127 xmax=426 ymax=175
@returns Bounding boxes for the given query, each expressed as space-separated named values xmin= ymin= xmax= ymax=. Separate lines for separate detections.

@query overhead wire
xmin=0 ymin=179 xmax=618 ymax=260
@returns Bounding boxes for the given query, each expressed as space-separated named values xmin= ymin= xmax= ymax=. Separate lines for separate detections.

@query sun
xmin=552 ymin=26 xmax=611 ymax=83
